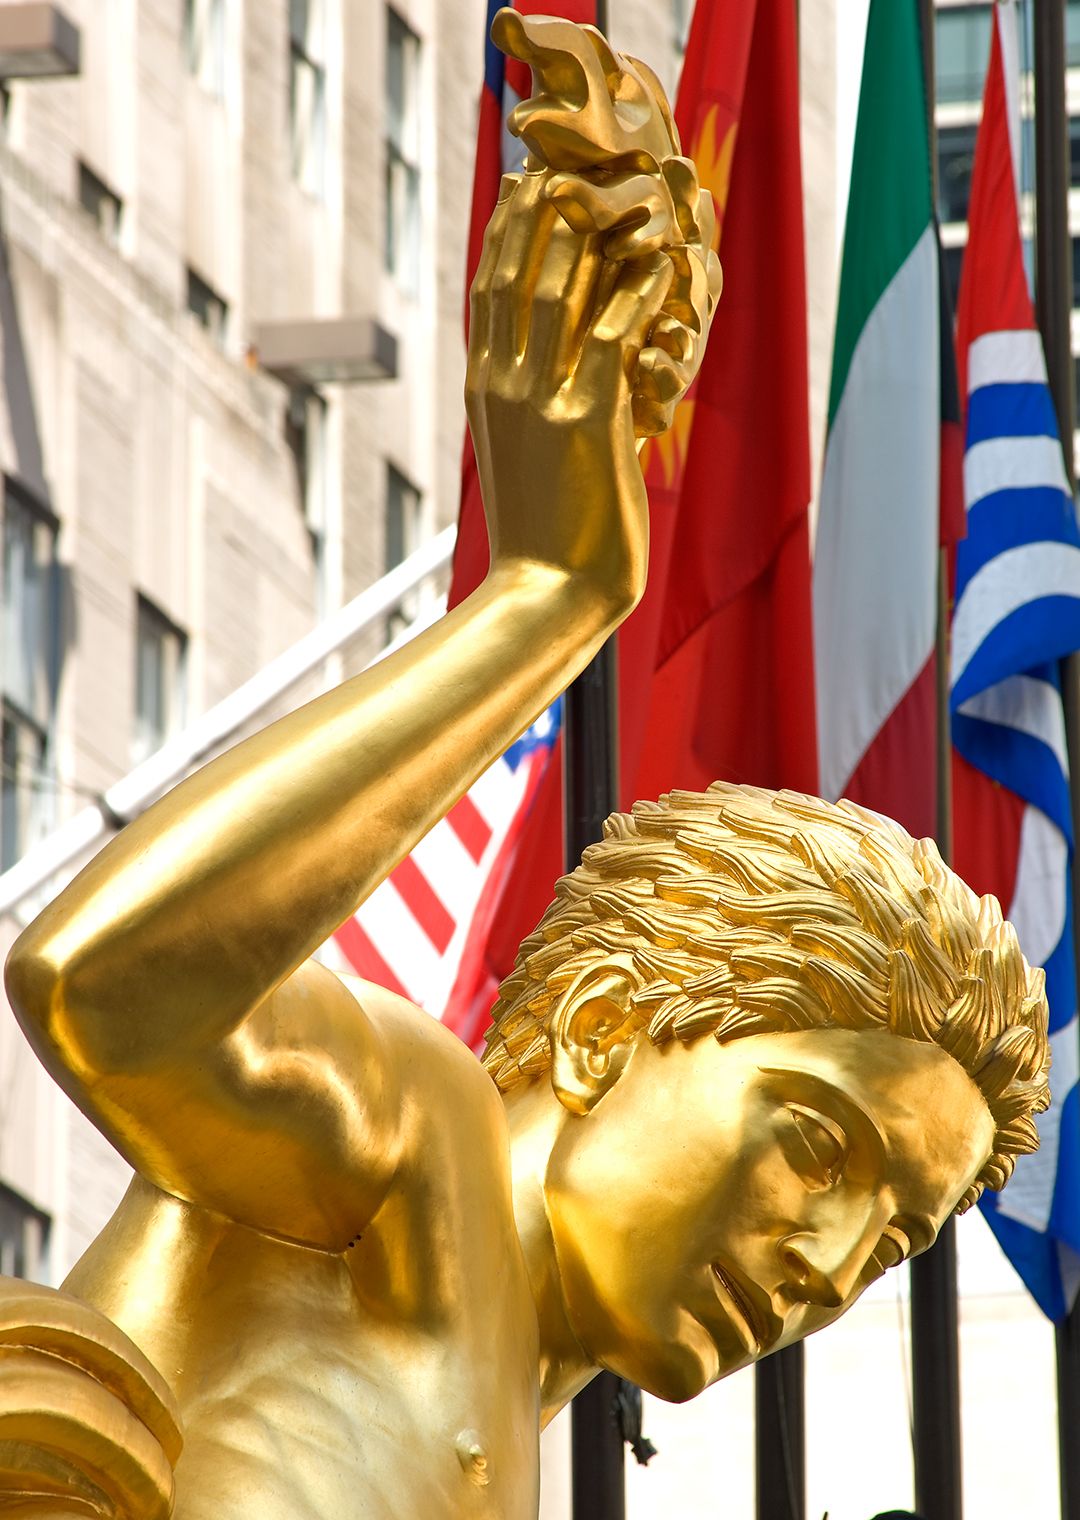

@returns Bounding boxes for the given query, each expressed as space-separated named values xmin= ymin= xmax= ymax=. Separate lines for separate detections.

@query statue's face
xmin=542 ymin=1025 xmax=995 ymax=1402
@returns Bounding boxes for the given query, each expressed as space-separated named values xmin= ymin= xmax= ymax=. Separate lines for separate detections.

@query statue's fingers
xmin=631 ymin=341 xmax=698 ymax=438
xmin=546 ymin=171 xmax=678 ymax=262
xmin=468 ymin=173 xmax=520 ymax=360
xmin=0 ymin=1346 xmax=175 ymax=1519
xmin=489 ymin=169 xmax=557 ymax=360
xmin=525 ymin=217 xmax=604 ymax=380
xmin=574 ymin=253 xmax=674 ymax=398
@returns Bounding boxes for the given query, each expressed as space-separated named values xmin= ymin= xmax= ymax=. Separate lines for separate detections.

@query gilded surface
xmin=0 ymin=13 xmax=1050 ymax=1518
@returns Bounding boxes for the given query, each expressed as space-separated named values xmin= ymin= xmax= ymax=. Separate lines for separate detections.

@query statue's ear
xmin=549 ymin=957 xmax=640 ymax=1115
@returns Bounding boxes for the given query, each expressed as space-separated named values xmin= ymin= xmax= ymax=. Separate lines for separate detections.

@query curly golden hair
xmin=483 ymin=783 xmax=1051 ymax=1214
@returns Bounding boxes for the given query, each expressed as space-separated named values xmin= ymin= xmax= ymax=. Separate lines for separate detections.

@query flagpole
xmin=563 ymin=13 xmax=630 ymax=1520
xmin=1031 ymin=5 xmax=1080 ymax=1517
xmin=909 ymin=6 xmax=964 ymax=1520
xmin=753 ymin=7 xmax=808 ymax=1520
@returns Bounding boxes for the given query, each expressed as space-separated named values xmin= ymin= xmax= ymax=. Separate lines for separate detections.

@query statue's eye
xmin=786 ymin=1104 xmax=847 ymax=1188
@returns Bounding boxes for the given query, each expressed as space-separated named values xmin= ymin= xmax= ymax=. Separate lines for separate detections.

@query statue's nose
xmin=778 ymin=1232 xmax=867 ymax=1309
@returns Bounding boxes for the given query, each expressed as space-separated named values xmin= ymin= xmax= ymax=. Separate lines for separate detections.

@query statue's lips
xmin=710 ymin=1261 xmax=781 ymax=1357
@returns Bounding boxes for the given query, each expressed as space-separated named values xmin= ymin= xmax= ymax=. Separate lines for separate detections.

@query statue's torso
xmin=63 ymin=1002 xmax=541 ymax=1520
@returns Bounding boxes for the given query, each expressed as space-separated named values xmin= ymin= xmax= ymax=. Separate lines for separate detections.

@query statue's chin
xmin=600 ymin=1315 xmax=736 ymax=1406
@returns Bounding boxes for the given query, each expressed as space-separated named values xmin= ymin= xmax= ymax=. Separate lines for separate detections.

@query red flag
xmin=443 ymin=0 xmax=816 ymax=1046
xmin=631 ymin=0 xmax=816 ymax=807
xmin=453 ymin=0 xmax=599 ymax=604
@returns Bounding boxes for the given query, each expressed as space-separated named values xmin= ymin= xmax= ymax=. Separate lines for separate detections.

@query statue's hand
xmin=465 ymin=170 xmax=673 ymax=612
xmin=466 ymin=10 xmax=721 ymax=612
xmin=0 ymin=1278 xmax=181 ymax=1518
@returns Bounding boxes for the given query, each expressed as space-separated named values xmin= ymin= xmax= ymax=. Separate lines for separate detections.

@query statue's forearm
xmin=6 ymin=560 xmax=625 ymax=1070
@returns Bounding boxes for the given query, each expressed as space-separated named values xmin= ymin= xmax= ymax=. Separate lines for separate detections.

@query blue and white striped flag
xmin=951 ymin=1 xmax=1080 ymax=1317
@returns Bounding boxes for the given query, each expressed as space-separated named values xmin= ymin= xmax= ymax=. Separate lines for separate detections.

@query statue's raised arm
xmin=4 ymin=12 xmax=719 ymax=1252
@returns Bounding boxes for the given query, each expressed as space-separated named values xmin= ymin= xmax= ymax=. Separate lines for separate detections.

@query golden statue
xmin=0 ymin=13 xmax=1050 ymax=1519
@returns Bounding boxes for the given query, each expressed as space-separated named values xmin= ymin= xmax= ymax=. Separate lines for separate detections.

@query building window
xmin=78 ymin=161 xmax=123 ymax=248
xmin=0 ymin=1181 xmax=49 ymax=1281
xmin=2 ymin=702 xmax=46 ymax=874
xmin=186 ymin=266 xmax=229 ymax=347
xmin=1 ymin=483 xmax=56 ymax=872
xmin=183 ymin=0 xmax=226 ymax=98
xmin=937 ymin=124 xmax=977 ymax=227
xmin=133 ymin=595 xmax=186 ymax=765
xmin=672 ymin=0 xmax=691 ymax=51
xmin=385 ymin=463 xmax=433 ymax=639
xmin=1069 ymin=0 xmax=1080 ymax=68
xmin=385 ymin=9 xmax=421 ymax=294
xmin=290 ymin=0 xmax=327 ymax=197
xmin=285 ymin=389 xmax=330 ymax=611
xmin=936 ymin=5 xmax=993 ymax=106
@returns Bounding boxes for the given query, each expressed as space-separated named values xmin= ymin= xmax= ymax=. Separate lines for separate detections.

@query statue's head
xmin=487 ymin=784 xmax=1049 ymax=1401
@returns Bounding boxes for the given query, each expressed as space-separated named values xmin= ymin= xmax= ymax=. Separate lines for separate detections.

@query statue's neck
xmin=503 ymin=1081 xmax=596 ymax=1423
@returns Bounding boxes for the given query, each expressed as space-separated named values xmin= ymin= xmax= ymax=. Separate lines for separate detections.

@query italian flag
xmin=813 ymin=0 xmax=948 ymax=839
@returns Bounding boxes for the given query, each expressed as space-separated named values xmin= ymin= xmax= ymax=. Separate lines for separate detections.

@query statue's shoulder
xmin=334 ymin=971 xmax=502 ymax=1107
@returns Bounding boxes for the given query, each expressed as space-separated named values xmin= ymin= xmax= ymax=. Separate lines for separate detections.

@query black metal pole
xmin=909 ymin=5 xmax=964 ymax=1519
xmin=755 ymin=1343 xmax=806 ymax=1520
xmin=565 ymin=641 xmax=626 ymax=1520
xmin=754 ymin=7 xmax=808 ymax=1517
xmin=565 ymin=640 xmax=625 ymax=1520
xmin=1030 ymin=5 xmax=1080 ymax=1518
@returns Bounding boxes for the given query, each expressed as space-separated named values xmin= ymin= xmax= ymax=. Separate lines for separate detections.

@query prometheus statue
xmin=0 ymin=12 xmax=1050 ymax=1520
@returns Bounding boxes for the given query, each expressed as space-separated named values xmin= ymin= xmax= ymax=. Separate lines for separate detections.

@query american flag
xmin=330 ymin=702 xmax=562 ymax=1045
xmin=951 ymin=0 xmax=1080 ymax=1317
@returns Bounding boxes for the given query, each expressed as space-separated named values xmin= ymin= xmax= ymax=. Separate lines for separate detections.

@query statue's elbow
xmin=4 ymin=925 xmax=78 ymax=1066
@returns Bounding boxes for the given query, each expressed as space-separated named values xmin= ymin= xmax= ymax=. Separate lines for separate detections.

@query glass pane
xmin=290 ymin=51 xmax=326 ymax=194
xmin=1 ymin=708 xmax=46 ymax=872
xmin=936 ymin=6 xmax=993 ymax=106
xmin=2 ymin=496 xmax=55 ymax=725
xmin=133 ymin=600 xmax=185 ymax=764
xmin=290 ymin=0 xmax=310 ymax=50
xmin=386 ymin=17 xmax=406 ymax=150
xmin=1068 ymin=0 xmax=1080 ymax=67
xmin=938 ymin=124 xmax=978 ymax=226
xmin=386 ymin=11 xmax=420 ymax=161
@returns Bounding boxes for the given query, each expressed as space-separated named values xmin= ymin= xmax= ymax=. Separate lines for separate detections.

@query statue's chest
xmin=172 ymin=1242 xmax=540 ymax=1520
xmin=174 ymin=1319 xmax=538 ymax=1519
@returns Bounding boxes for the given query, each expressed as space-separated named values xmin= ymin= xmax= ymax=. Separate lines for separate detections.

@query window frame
xmin=183 ymin=0 xmax=227 ymax=99
xmin=0 ymin=478 xmax=58 ymax=872
xmin=384 ymin=8 xmax=422 ymax=295
xmin=289 ymin=0 xmax=328 ymax=198
xmin=133 ymin=593 xmax=188 ymax=767
xmin=385 ymin=461 xmax=434 ymax=640
xmin=0 ymin=1179 xmax=50 ymax=1282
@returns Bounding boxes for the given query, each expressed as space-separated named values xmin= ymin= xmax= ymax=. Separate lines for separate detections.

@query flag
xmin=427 ymin=0 xmax=817 ymax=1043
xmin=950 ymin=0 xmax=1080 ymax=1320
xmin=630 ymin=0 xmax=817 ymax=808
xmin=813 ymin=0 xmax=945 ymax=839
xmin=331 ymin=702 xmax=560 ymax=1045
